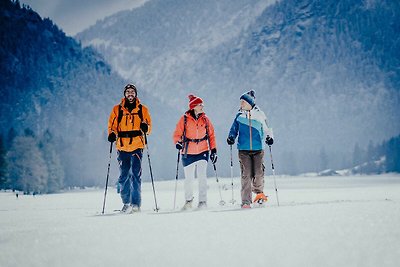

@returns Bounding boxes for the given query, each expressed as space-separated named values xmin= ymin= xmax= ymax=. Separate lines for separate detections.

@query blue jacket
xmin=228 ymin=106 xmax=273 ymax=151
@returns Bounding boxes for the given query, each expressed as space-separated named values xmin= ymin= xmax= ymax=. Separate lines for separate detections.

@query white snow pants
xmin=183 ymin=160 xmax=208 ymax=202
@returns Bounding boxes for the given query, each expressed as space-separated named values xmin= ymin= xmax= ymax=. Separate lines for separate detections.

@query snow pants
xmin=117 ymin=149 xmax=143 ymax=207
xmin=238 ymin=150 xmax=265 ymax=204
xmin=183 ymin=160 xmax=208 ymax=203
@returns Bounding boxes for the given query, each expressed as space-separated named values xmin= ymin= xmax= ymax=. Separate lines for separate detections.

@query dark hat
xmin=124 ymin=84 xmax=137 ymax=96
xmin=240 ymin=90 xmax=256 ymax=107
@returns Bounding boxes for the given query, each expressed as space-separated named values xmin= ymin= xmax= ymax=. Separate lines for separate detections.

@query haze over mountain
xmin=77 ymin=0 xmax=400 ymax=174
xmin=0 ymin=0 xmax=173 ymax=189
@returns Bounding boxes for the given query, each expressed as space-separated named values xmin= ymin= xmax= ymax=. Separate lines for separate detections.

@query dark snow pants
xmin=117 ymin=149 xmax=143 ymax=207
xmin=238 ymin=150 xmax=265 ymax=204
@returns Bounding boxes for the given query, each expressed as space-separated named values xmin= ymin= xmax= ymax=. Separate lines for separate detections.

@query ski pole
xmin=173 ymin=150 xmax=180 ymax=210
xmin=144 ymin=134 xmax=159 ymax=212
xmin=268 ymin=145 xmax=280 ymax=206
xmin=213 ymin=163 xmax=225 ymax=206
xmin=102 ymin=142 xmax=113 ymax=214
xmin=229 ymin=145 xmax=236 ymax=204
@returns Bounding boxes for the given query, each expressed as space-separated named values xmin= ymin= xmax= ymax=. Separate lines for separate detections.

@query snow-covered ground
xmin=1 ymin=174 xmax=400 ymax=267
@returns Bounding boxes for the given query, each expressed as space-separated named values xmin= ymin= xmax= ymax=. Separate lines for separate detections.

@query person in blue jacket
xmin=227 ymin=90 xmax=274 ymax=208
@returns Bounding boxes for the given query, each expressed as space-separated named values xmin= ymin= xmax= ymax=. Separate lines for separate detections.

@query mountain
xmin=0 ymin=0 xmax=175 ymax=188
xmin=77 ymin=0 xmax=400 ymax=174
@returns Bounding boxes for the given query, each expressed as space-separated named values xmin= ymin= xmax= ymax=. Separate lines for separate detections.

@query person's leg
xmin=117 ymin=150 xmax=131 ymax=205
xmin=196 ymin=160 xmax=208 ymax=203
xmin=130 ymin=149 xmax=143 ymax=208
xmin=238 ymin=151 xmax=252 ymax=205
xmin=252 ymin=150 xmax=265 ymax=194
xmin=183 ymin=162 xmax=196 ymax=202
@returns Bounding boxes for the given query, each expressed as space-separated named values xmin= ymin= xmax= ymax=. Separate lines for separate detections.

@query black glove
xmin=265 ymin=135 xmax=274 ymax=146
xmin=176 ymin=142 xmax=183 ymax=150
xmin=210 ymin=148 xmax=217 ymax=164
xmin=140 ymin=122 xmax=149 ymax=133
xmin=227 ymin=136 xmax=235 ymax=145
xmin=108 ymin=132 xmax=116 ymax=143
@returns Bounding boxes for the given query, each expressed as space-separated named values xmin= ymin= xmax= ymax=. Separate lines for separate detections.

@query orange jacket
xmin=173 ymin=111 xmax=216 ymax=155
xmin=108 ymin=97 xmax=151 ymax=152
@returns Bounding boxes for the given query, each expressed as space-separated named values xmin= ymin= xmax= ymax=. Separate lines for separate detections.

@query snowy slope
xmin=1 ymin=174 xmax=399 ymax=267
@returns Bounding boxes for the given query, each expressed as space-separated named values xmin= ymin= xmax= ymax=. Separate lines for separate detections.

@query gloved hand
xmin=176 ymin=142 xmax=183 ymax=150
xmin=140 ymin=122 xmax=149 ymax=133
xmin=265 ymin=135 xmax=274 ymax=146
xmin=108 ymin=132 xmax=116 ymax=143
xmin=227 ymin=136 xmax=235 ymax=145
xmin=210 ymin=148 xmax=217 ymax=164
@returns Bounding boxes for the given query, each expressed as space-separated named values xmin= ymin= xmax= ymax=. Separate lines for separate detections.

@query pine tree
xmin=386 ymin=135 xmax=400 ymax=173
xmin=39 ymin=130 xmax=64 ymax=193
xmin=352 ymin=143 xmax=364 ymax=166
xmin=7 ymin=135 xmax=48 ymax=194
xmin=0 ymin=135 xmax=8 ymax=189
xmin=367 ymin=140 xmax=376 ymax=161
xmin=319 ymin=147 xmax=328 ymax=171
xmin=7 ymin=128 xmax=17 ymax=145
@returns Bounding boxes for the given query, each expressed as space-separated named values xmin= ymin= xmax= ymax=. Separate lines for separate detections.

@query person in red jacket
xmin=173 ymin=94 xmax=217 ymax=210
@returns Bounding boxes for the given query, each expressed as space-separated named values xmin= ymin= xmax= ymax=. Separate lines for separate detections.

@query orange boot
xmin=253 ymin=193 xmax=268 ymax=204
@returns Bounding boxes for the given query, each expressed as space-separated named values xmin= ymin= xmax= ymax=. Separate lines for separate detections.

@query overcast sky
xmin=20 ymin=0 xmax=149 ymax=36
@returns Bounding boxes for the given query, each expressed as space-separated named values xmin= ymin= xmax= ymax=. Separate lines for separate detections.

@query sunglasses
xmin=125 ymin=84 xmax=136 ymax=90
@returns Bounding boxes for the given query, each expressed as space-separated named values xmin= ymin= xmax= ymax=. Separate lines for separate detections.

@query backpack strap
xmin=137 ymin=104 xmax=146 ymax=145
xmin=182 ymin=115 xmax=188 ymax=158
xmin=203 ymin=116 xmax=211 ymax=150
xmin=117 ymin=105 xmax=124 ymax=124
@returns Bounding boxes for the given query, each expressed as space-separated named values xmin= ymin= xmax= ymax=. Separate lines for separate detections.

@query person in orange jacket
xmin=173 ymin=94 xmax=217 ymax=210
xmin=108 ymin=84 xmax=151 ymax=213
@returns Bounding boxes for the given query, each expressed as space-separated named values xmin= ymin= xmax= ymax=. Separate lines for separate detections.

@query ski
xmin=148 ymin=207 xmax=209 ymax=215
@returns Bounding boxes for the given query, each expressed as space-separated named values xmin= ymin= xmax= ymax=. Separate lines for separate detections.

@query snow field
xmin=1 ymin=174 xmax=399 ymax=267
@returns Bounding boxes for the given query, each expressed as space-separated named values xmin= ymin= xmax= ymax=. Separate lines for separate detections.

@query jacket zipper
xmin=249 ymin=111 xmax=252 ymax=150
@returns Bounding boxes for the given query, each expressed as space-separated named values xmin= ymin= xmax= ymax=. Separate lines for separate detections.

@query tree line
xmin=0 ymin=128 xmax=64 ymax=194
xmin=352 ymin=134 xmax=400 ymax=174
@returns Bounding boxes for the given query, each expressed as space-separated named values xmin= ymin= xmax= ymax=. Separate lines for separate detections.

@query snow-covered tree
xmin=352 ymin=143 xmax=365 ymax=167
xmin=7 ymin=133 xmax=48 ymax=194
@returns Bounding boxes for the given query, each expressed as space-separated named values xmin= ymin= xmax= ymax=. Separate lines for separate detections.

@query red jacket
xmin=173 ymin=111 xmax=216 ymax=155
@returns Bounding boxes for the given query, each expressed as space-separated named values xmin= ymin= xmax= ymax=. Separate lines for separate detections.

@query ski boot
xmin=253 ymin=193 xmax=268 ymax=207
xmin=181 ymin=199 xmax=193 ymax=211
xmin=253 ymin=193 xmax=268 ymax=208
xmin=241 ymin=202 xmax=251 ymax=209
xmin=120 ymin=203 xmax=133 ymax=214
xmin=131 ymin=204 xmax=140 ymax=213
xmin=197 ymin=201 xmax=207 ymax=209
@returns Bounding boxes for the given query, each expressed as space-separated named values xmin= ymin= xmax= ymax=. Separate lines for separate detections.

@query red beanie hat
xmin=188 ymin=94 xmax=203 ymax=110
